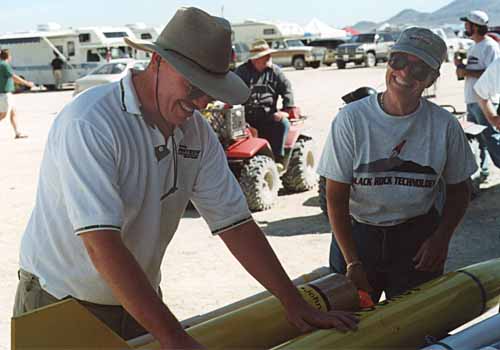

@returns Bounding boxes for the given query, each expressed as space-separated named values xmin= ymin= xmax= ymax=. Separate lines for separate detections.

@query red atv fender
xmin=226 ymin=137 xmax=273 ymax=159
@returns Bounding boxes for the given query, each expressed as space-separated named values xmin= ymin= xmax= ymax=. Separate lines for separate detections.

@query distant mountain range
xmin=353 ymin=0 xmax=500 ymax=32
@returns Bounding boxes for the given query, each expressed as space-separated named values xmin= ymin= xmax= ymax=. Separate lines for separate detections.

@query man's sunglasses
xmin=187 ymin=83 xmax=210 ymax=100
xmin=388 ymin=53 xmax=438 ymax=82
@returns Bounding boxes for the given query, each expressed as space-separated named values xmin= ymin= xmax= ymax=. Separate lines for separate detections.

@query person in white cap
xmin=13 ymin=7 xmax=358 ymax=349
xmin=319 ymin=27 xmax=476 ymax=304
xmin=455 ymin=10 xmax=500 ymax=181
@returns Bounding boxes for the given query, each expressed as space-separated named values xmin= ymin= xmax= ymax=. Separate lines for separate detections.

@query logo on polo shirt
xmin=178 ymin=145 xmax=201 ymax=159
xmin=155 ymin=145 xmax=170 ymax=161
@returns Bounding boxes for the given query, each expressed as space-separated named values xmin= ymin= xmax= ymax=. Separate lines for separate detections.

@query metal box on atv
xmin=203 ymin=102 xmax=317 ymax=211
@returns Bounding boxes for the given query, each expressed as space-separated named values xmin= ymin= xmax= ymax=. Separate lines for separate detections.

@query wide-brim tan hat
xmin=125 ymin=7 xmax=249 ymax=105
xmin=248 ymin=39 xmax=277 ymax=60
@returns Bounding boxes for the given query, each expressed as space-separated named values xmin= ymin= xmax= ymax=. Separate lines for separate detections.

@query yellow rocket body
xmin=272 ymin=258 xmax=500 ymax=349
xmin=138 ymin=273 xmax=359 ymax=349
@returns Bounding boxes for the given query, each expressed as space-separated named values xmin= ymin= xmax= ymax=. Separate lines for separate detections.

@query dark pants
xmin=247 ymin=115 xmax=290 ymax=160
xmin=330 ymin=208 xmax=442 ymax=303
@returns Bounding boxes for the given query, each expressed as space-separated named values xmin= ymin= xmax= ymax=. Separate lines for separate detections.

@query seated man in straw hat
xmin=235 ymin=39 xmax=295 ymax=168
xmin=14 ymin=7 xmax=358 ymax=349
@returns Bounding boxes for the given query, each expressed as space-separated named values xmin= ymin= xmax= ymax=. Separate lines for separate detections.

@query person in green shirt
xmin=0 ymin=49 xmax=34 ymax=138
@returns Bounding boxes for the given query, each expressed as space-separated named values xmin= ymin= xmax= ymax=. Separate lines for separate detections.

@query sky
xmin=1 ymin=0 xmax=454 ymax=34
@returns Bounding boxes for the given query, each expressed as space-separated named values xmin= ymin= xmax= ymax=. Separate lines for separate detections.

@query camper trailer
xmin=231 ymin=20 xmax=305 ymax=46
xmin=126 ymin=23 xmax=161 ymax=59
xmin=0 ymin=25 xmax=137 ymax=89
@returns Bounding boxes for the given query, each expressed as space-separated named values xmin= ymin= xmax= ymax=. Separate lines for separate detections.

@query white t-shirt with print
xmin=465 ymin=36 xmax=500 ymax=104
xmin=317 ymin=94 xmax=477 ymax=226
xmin=19 ymin=71 xmax=252 ymax=305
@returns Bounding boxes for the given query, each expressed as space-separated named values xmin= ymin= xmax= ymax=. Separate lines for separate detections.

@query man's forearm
xmin=81 ymin=231 xmax=188 ymax=346
xmin=435 ymin=181 xmax=470 ymax=240
xmin=219 ymin=221 xmax=303 ymax=307
xmin=478 ymin=98 xmax=499 ymax=124
xmin=13 ymin=74 xmax=31 ymax=87
xmin=465 ymin=69 xmax=485 ymax=79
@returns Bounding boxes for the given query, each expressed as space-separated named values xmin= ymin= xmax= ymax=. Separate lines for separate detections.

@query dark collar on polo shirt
xmin=119 ymin=70 xmax=143 ymax=117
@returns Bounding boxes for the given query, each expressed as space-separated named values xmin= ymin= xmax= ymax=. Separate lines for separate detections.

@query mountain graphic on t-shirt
xmin=355 ymin=157 xmax=437 ymax=174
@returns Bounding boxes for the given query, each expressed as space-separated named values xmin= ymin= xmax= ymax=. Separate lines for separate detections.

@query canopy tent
xmin=304 ymin=18 xmax=347 ymax=39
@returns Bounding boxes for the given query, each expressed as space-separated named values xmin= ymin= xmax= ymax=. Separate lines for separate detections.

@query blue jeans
xmin=330 ymin=208 xmax=442 ymax=303
xmin=467 ymin=103 xmax=500 ymax=173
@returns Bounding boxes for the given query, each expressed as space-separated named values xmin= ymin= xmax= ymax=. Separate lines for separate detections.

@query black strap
xmin=458 ymin=269 xmax=487 ymax=314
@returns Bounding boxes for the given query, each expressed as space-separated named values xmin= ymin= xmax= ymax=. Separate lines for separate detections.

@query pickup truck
xmin=335 ymin=32 xmax=395 ymax=69
xmin=307 ymin=38 xmax=347 ymax=66
xmin=270 ymin=38 xmax=323 ymax=70
xmin=431 ymin=27 xmax=473 ymax=62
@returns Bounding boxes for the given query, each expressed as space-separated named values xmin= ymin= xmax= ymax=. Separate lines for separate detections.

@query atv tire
xmin=318 ymin=176 xmax=328 ymax=216
xmin=282 ymin=138 xmax=317 ymax=192
xmin=239 ymin=155 xmax=280 ymax=211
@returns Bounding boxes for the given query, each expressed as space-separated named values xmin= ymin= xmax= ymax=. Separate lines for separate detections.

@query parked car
xmin=270 ymin=38 xmax=323 ymax=70
xmin=431 ymin=28 xmax=467 ymax=62
xmin=73 ymin=59 xmax=149 ymax=95
xmin=307 ymin=38 xmax=346 ymax=66
xmin=230 ymin=41 xmax=250 ymax=70
xmin=335 ymin=32 xmax=395 ymax=69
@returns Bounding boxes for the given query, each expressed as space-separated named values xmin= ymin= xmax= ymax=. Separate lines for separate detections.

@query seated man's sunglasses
xmin=388 ymin=53 xmax=438 ymax=82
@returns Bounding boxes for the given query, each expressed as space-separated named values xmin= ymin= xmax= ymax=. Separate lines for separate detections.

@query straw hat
xmin=124 ymin=7 xmax=249 ymax=105
xmin=248 ymin=39 xmax=276 ymax=60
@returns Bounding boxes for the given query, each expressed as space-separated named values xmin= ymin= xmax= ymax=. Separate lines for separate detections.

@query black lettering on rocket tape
xmin=307 ymin=283 xmax=332 ymax=312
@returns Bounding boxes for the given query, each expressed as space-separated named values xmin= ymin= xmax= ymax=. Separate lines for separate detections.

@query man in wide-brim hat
xmin=235 ymin=39 xmax=295 ymax=167
xmin=14 ymin=7 xmax=358 ymax=349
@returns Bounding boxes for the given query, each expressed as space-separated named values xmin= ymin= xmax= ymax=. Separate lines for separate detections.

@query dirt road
xmin=1 ymin=63 xmax=498 ymax=349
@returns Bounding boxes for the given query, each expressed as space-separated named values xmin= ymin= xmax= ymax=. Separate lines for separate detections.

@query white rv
xmin=231 ymin=20 xmax=304 ymax=46
xmin=0 ymin=25 xmax=137 ymax=89
xmin=125 ymin=23 xmax=161 ymax=59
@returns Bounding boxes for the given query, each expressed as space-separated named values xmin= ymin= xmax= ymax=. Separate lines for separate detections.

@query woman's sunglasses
xmin=388 ymin=53 xmax=438 ymax=82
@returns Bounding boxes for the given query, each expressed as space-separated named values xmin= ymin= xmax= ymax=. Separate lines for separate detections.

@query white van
xmin=0 ymin=25 xmax=137 ymax=89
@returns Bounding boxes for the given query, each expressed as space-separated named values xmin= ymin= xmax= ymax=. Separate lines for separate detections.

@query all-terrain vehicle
xmin=203 ymin=102 xmax=317 ymax=211
xmin=317 ymin=87 xmax=486 ymax=216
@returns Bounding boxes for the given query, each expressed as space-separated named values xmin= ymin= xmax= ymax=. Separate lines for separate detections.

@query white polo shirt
xmin=474 ymin=57 xmax=500 ymax=103
xmin=464 ymin=36 xmax=500 ymax=104
xmin=19 ymin=70 xmax=252 ymax=305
